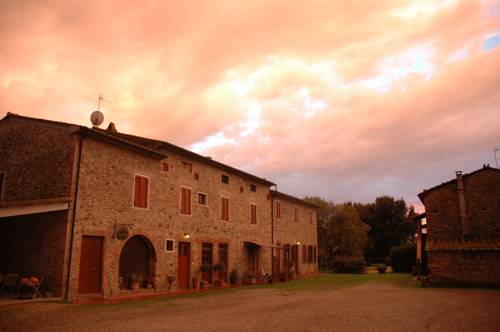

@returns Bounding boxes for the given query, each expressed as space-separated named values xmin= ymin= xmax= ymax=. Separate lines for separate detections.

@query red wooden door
xmin=177 ymin=242 xmax=191 ymax=289
xmin=79 ymin=236 xmax=103 ymax=294
xmin=273 ymin=248 xmax=281 ymax=282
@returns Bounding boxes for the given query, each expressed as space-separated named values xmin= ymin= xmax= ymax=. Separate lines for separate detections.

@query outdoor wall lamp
xmin=183 ymin=233 xmax=190 ymax=239
xmin=296 ymin=241 xmax=301 ymax=245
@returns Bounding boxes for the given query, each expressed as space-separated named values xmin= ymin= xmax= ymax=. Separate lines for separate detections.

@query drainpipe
xmin=271 ymin=185 xmax=277 ymax=280
xmin=65 ymin=133 xmax=85 ymax=300
xmin=456 ymin=171 xmax=467 ymax=242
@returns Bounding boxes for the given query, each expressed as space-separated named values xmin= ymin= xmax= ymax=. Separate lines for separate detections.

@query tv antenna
xmin=494 ymin=147 xmax=500 ymax=168
xmin=90 ymin=94 xmax=112 ymax=127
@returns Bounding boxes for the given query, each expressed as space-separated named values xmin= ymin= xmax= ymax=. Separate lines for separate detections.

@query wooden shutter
xmin=134 ymin=175 xmax=148 ymax=208
xmin=221 ymin=197 xmax=229 ymax=221
xmin=181 ymin=187 xmax=191 ymax=215
xmin=140 ymin=177 xmax=148 ymax=208
xmin=251 ymin=204 xmax=257 ymax=224
xmin=186 ymin=188 xmax=191 ymax=214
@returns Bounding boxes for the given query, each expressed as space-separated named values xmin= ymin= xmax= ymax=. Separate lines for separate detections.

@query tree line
xmin=304 ymin=196 xmax=417 ymax=269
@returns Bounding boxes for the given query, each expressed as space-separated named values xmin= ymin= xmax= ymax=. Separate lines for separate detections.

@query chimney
xmin=107 ymin=122 xmax=117 ymax=133
xmin=456 ymin=171 xmax=467 ymax=240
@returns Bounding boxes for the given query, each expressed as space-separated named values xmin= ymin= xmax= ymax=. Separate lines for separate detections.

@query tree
xmin=304 ymin=197 xmax=370 ymax=268
xmin=356 ymin=196 xmax=416 ymax=263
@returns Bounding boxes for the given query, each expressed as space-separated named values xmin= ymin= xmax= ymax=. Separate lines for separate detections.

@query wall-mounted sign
xmin=115 ymin=227 xmax=129 ymax=240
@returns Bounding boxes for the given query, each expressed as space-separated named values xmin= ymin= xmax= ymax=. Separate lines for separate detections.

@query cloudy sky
xmin=1 ymin=0 xmax=499 ymax=210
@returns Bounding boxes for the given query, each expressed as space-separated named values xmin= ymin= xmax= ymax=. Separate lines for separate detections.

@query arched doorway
xmin=119 ymin=236 xmax=156 ymax=289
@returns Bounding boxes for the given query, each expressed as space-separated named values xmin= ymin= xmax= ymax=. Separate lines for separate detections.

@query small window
xmin=182 ymin=161 xmax=192 ymax=173
xmin=221 ymin=174 xmax=229 ymax=184
xmin=240 ymin=186 xmax=244 ymax=193
xmin=294 ymin=207 xmax=299 ymax=223
xmin=309 ymin=212 xmax=313 ymax=225
xmin=275 ymin=201 xmax=281 ymax=219
xmin=198 ymin=192 xmax=208 ymax=205
xmin=161 ymin=162 xmax=170 ymax=172
xmin=194 ymin=172 xmax=199 ymax=181
xmin=133 ymin=175 xmax=149 ymax=208
xmin=165 ymin=239 xmax=174 ymax=252
xmin=221 ymin=197 xmax=229 ymax=221
xmin=180 ymin=187 xmax=192 ymax=215
xmin=250 ymin=204 xmax=257 ymax=224
xmin=250 ymin=184 xmax=257 ymax=192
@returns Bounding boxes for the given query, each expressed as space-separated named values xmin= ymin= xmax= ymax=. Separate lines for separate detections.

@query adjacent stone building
xmin=0 ymin=113 xmax=318 ymax=301
xmin=418 ymin=166 xmax=500 ymax=287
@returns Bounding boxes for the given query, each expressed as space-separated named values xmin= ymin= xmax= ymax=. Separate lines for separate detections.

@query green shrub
xmin=330 ymin=256 xmax=366 ymax=274
xmin=390 ymin=244 xmax=416 ymax=272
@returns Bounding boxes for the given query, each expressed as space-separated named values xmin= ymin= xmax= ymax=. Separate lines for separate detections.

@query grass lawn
xmin=247 ymin=271 xmax=414 ymax=291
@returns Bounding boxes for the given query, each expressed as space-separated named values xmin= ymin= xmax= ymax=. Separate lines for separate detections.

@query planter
xmin=229 ymin=271 xmax=241 ymax=285
xmin=192 ymin=277 xmax=200 ymax=290
xmin=145 ymin=283 xmax=153 ymax=289
xmin=243 ymin=275 xmax=257 ymax=285
xmin=130 ymin=282 xmax=140 ymax=290
xmin=217 ymin=271 xmax=228 ymax=282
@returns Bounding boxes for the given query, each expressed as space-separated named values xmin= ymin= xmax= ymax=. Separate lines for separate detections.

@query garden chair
xmin=0 ymin=273 xmax=20 ymax=296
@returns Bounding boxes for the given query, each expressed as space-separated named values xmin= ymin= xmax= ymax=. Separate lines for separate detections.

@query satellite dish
xmin=90 ymin=110 xmax=104 ymax=126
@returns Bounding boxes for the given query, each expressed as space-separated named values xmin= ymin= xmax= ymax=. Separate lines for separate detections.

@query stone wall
xmin=428 ymin=250 xmax=500 ymax=287
xmin=68 ymin=136 xmax=274 ymax=300
xmin=421 ymin=167 xmax=500 ymax=286
xmin=273 ymin=198 xmax=318 ymax=275
xmin=0 ymin=117 xmax=76 ymax=202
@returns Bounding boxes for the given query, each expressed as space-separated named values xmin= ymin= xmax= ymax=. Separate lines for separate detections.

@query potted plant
xmin=145 ymin=276 xmax=155 ymax=289
xmin=214 ymin=263 xmax=227 ymax=283
xmin=200 ymin=263 xmax=212 ymax=283
xmin=377 ymin=265 xmax=387 ymax=274
xmin=200 ymin=263 xmax=212 ymax=272
xmin=129 ymin=272 xmax=145 ymax=290
xmin=229 ymin=269 xmax=241 ymax=285
xmin=243 ymin=273 xmax=257 ymax=285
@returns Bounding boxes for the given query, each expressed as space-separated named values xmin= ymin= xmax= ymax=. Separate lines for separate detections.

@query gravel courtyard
xmin=1 ymin=276 xmax=499 ymax=332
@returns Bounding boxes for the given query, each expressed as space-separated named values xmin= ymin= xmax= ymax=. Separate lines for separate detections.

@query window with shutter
xmin=133 ymin=175 xmax=149 ymax=208
xmin=275 ymin=201 xmax=281 ymax=219
xmin=221 ymin=197 xmax=229 ymax=221
xmin=180 ymin=187 xmax=192 ymax=215
xmin=250 ymin=204 xmax=257 ymax=224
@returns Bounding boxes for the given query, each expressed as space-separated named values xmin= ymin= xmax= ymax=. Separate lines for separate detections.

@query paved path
xmin=1 ymin=282 xmax=499 ymax=331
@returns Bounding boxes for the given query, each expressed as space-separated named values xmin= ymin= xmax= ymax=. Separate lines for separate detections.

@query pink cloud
xmin=1 ymin=0 xmax=499 ymax=206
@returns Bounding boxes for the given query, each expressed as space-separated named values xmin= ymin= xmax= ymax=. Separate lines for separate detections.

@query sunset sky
xmin=1 ymin=0 xmax=499 ymax=210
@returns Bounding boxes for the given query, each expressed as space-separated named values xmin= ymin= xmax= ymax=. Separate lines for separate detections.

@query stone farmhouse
xmin=0 ymin=113 xmax=318 ymax=301
xmin=417 ymin=165 xmax=500 ymax=287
